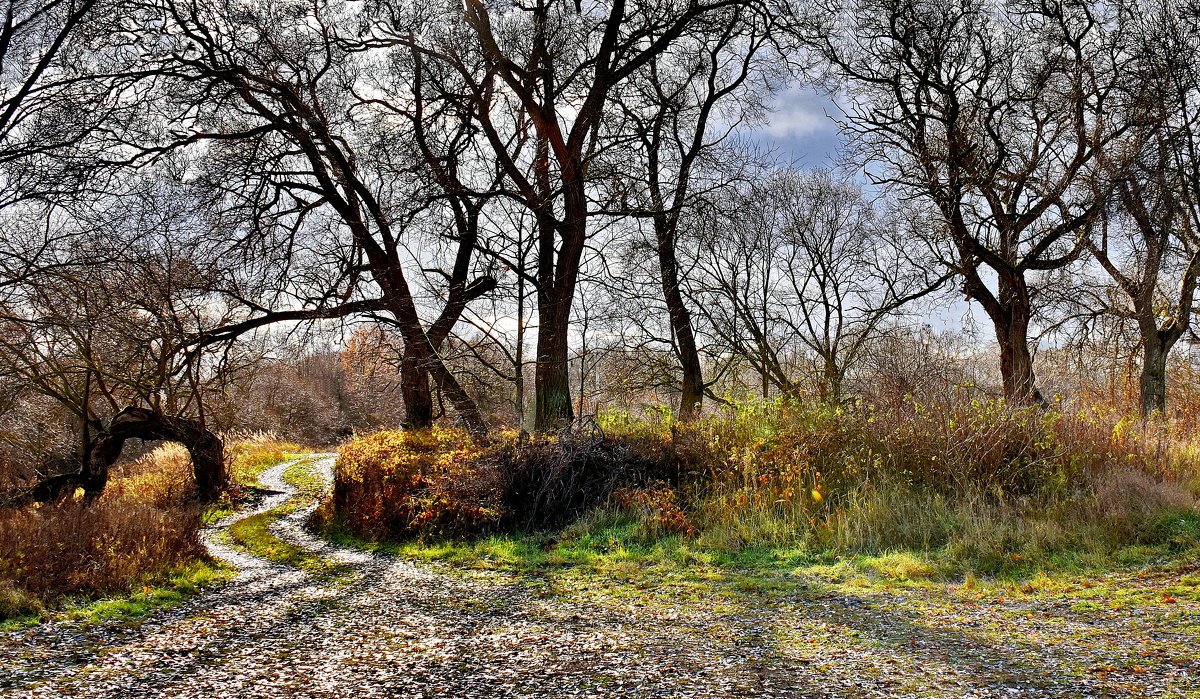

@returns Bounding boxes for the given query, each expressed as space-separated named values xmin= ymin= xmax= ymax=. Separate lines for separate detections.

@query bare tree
xmin=1083 ymin=0 xmax=1200 ymax=416
xmin=692 ymin=167 xmax=942 ymax=401
xmin=606 ymin=4 xmax=781 ymax=419
xmin=0 ymin=200 xmax=230 ymax=504
xmin=377 ymin=0 xmax=759 ymax=430
xmin=96 ymin=0 xmax=501 ymax=435
xmin=801 ymin=0 xmax=1123 ymax=404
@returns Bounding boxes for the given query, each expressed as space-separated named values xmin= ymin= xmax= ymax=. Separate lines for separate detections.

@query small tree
xmin=0 ymin=206 xmax=230 ymax=503
xmin=1084 ymin=0 xmax=1200 ymax=416
xmin=693 ymin=168 xmax=943 ymax=401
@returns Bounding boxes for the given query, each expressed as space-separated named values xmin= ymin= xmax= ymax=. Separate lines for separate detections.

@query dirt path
xmin=2 ymin=456 xmax=1197 ymax=698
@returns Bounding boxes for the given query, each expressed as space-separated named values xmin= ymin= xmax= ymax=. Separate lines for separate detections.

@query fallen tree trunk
xmin=20 ymin=407 xmax=226 ymax=506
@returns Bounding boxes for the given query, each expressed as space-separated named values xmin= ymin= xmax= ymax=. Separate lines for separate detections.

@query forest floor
xmin=1 ymin=455 xmax=1198 ymax=698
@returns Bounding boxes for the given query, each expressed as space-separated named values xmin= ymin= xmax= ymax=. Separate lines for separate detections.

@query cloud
xmin=759 ymin=86 xmax=838 ymax=140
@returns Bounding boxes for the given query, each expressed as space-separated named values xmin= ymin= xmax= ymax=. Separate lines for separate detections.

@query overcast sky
xmin=749 ymin=86 xmax=987 ymax=339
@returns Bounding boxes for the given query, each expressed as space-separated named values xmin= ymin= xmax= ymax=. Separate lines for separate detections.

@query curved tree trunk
xmin=26 ymin=407 xmax=226 ymax=505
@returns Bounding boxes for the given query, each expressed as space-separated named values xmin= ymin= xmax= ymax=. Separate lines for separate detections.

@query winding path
xmin=1 ymin=456 xmax=1197 ymax=698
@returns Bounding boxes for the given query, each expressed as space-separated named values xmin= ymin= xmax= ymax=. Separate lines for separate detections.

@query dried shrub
xmin=223 ymin=431 xmax=307 ymax=487
xmin=631 ymin=395 xmax=1200 ymax=559
xmin=494 ymin=431 xmax=682 ymax=530
xmin=0 ymin=444 xmax=205 ymax=617
xmin=325 ymin=426 xmax=683 ymax=538
xmin=612 ymin=484 xmax=696 ymax=537
xmin=330 ymin=428 xmax=503 ymax=539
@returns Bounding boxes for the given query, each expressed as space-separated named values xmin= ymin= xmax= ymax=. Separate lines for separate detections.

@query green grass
xmin=226 ymin=510 xmax=350 ymax=580
xmin=203 ymin=450 xmax=319 ymax=526
xmin=228 ymin=440 xmax=311 ymax=490
xmin=319 ymin=499 xmax=1200 ymax=606
xmin=202 ymin=501 xmax=236 ymax=525
xmin=282 ymin=456 xmax=330 ymax=499
xmin=224 ymin=456 xmax=350 ymax=581
xmin=233 ymin=452 xmax=299 ymax=490
xmin=0 ymin=559 xmax=233 ymax=632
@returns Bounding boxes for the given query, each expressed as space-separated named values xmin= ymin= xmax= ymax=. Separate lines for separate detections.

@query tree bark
xmin=396 ymin=272 xmax=496 ymax=430
xmin=819 ymin=355 xmax=843 ymax=405
xmin=400 ymin=350 xmax=436 ymax=429
xmin=534 ymin=289 xmax=575 ymax=431
xmin=1140 ymin=334 xmax=1169 ymax=417
xmin=961 ymin=260 xmax=1046 ymax=406
xmin=992 ymin=299 xmax=1044 ymax=406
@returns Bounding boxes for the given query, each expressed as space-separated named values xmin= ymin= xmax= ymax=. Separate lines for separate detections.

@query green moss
xmin=202 ymin=502 xmax=236 ymax=525
xmin=231 ymin=449 xmax=310 ymax=490
xmin=282 ymin=457 xmax=330 ymax=499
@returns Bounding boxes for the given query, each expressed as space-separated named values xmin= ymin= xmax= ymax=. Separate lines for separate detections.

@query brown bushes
xmin=326 ymin=427 xmax=683 ymax=539
xmin=494 ymin=434 xmax=680 ymax=530
xmin=0 ymin=444 xmax=205 ymax=618
xmin=666 ymin=396 xmax=1200 ymax=561
xmin=327 ymin=428 xmax=503 ymax=540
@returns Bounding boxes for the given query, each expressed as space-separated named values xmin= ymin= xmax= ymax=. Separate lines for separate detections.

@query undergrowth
xmin=0 ymin=559 xmax=231 ymax=631
xmin=0 ymin=432 xmax=310 ymax=624
xmin=0 ymin=443 xmax=208 ymax=622
xmin=225 ymin=431 xmax=310 ymax=489
xmin=321 ymin=395 xmax=1200 ymax=584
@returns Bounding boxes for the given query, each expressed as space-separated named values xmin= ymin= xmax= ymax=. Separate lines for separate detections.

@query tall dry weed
xmin=0 ymin=443 xmax=205 ymax=618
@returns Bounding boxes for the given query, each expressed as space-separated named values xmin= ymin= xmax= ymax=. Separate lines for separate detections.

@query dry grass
xmin=318 ymin=396 xmax=1200 ymax=577
xmin=668 ymin=396 xmax=1200 ymax=569
xmin=0 ymin=444 xmax=206 ymax=619
xmin=224 ymin=431 xmax=308 ymax=488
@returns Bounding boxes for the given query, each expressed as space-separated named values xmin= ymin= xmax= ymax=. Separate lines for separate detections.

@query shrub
xmin=322 ymin=397 xmax=1200 ymax=571
xmin=329 ymin=428 xmax=503 ymax=539
xmin=633 ymin=395 xmax=1200 ymax=563
xmin=493 ymin=433 xmax=680 ymax=530
xmin=325 ymin=427 xmax=683 ymax=538
xmin=0 ymin=444 xmax=206 ymax=619
xmin=611 ymin=484 xmax=696 ymax=537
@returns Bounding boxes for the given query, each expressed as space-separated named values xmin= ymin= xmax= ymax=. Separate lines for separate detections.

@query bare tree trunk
xmin=515 ymin=251 xmax=527 ymax=430
xmin=1140 ymin=333 xmax=1171 ymax=417
xmin=532 ymin=161 xmax=581 ymax=431
xmin=400 ymin=349 xmax=435 ymax=429
xmin=656 ymin=222 xmax=703 ymax=421
xmin=963 ymin=264 xmax=1045 ymax=407
xmin=820 ymin=355 xmax=842 ymax=405
xmin=992 ymin=302 xmax=1044 ymax=406
xmin=535 ymin=292 xmax=575 ymax=431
